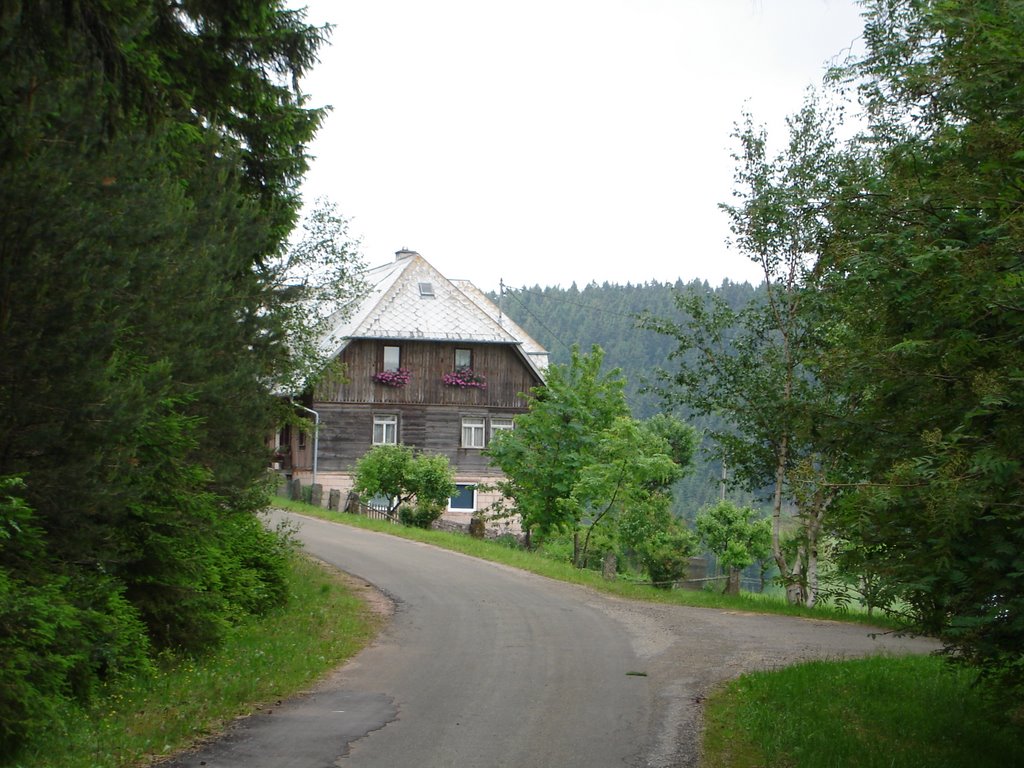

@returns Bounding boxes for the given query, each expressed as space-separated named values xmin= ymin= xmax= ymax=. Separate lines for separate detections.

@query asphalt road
xmin=164 ymin=511 xmax=938 ymax=768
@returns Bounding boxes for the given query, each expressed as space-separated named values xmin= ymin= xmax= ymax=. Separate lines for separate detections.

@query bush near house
xmin=353 ymin=445 xmax=456 ymax=529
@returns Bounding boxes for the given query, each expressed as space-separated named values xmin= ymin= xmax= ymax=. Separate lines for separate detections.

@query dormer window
xmin=418 ymin=282 xmax=435 ymax=298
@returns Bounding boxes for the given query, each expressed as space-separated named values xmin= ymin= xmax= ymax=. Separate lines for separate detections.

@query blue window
xmin=449 ymin=484 xmax=476 ymax=511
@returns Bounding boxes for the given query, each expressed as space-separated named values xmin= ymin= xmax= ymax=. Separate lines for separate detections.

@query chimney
xmin=395 ymin=248 xmax=419 ymax=261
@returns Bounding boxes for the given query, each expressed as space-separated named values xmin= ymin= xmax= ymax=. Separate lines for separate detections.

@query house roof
xmin=451 ymin=279 xmax=550 ymax=376
xmin=321 ymin=251 xmax=548 ymax=380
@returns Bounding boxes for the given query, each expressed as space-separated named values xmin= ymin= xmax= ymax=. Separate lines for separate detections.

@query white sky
xmin=296 ymin=0 xmax=865 ymax=292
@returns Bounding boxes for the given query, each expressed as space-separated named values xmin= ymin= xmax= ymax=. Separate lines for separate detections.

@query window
xmin=298 ymin=430 xmax=307 ymax=450
xmin=461 ymin=416 xmax=485 ymax=448
xmin=383 ymin=345 xmax=401 ymax=371
xmin=449 ymin=484 xmax=476 ymax=511
xmin=373 ymin=414 xmax=398 ymax=445
xmin=455 ymin=348 xmax=472 ymax=369
xmin=490 ymin=417 xmax=514 ymax=440
xmin=418 ymin=282 xmax=435 ymax=298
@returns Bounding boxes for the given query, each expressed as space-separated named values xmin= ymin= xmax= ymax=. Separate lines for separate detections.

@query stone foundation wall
xmin=431 ymin=514 xmax=525 ymax=542
xmin=285 ymin=469 xmax=523 ymax=533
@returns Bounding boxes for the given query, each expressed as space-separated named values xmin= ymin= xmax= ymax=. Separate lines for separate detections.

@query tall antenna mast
xmin=498 ymin=278 xmax=504 ymax=325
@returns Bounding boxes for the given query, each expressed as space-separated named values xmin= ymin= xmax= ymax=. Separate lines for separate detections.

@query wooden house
xmin=277 ymin=249 xmax=548 ymax=527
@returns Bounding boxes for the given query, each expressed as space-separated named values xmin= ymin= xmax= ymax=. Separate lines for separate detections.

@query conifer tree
xmin=0 ymin=3 xmax=354 ymax=753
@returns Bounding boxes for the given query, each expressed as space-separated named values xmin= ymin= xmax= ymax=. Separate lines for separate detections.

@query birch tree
xmin=643 ymin=98 xmax=842 ymax=606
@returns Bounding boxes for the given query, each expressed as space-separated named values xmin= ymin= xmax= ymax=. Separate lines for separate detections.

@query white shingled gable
xmin=451 ymin=280 xmax=549 ymax=375
xmin=321 ymin=252 xmax=547 ymax=380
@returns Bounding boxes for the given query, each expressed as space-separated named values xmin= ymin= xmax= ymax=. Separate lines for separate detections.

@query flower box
xmin=442 ymin=368 xmax=487 ymax=389
xmin=373 ymin=368 xmax=411 ymax=387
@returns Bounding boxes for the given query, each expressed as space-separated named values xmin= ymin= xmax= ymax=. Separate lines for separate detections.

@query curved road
xmin=165 ymin=511 xmax=937 ymax=768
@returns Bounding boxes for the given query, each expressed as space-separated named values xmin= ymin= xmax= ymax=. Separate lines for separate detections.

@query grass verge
xmin=13 ymin=552 xmax=381 ymax=768
xmin=701 ymin=654 xmax=1024 ymax=768
xmin=274 ymin=497 xmax=898 ymax=628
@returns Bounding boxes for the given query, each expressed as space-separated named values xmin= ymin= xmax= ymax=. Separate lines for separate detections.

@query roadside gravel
xmin=588 ymin=595 xmax=939 ymax=767
xmin=329 ymin=560 xmax=939 ymax=768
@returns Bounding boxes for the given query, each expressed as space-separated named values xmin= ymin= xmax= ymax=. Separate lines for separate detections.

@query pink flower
xmin=442 ymin=368 xmax=487 ymax=389
xmin=373 ymin=368 xmax=411 ymax=387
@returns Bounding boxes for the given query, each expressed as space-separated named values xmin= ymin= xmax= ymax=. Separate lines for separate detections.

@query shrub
xmin=0 ymin=569 xmax=82 ymax=758
xmin=354 ymin=445 xmax=455 ymax=528
xmin=398 ymin=504 xmax=442 ymax=528
xmin=0 ymin=477 xmax=153 ymax=760
xmin=218 ymin=511 xmax=292 ymax=618
xmin=115 ymin=398 xmax=293 ymax=653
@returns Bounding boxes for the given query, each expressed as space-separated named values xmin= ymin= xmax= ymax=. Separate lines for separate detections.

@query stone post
xmin=328 ymin=488 xmax=341 ymax=511
xmin=289 ymin=477 xmax=303 ymax=501
xmin=602 ymin=551 xmax=617 ymax=581
xmin=310 ymin=483 xmax=323 ymax=508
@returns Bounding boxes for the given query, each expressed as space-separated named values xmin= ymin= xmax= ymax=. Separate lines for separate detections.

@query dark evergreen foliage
xmin=815 ymin=0 xmax=1024 ymax=693
xmin=0 ymin=1 xmax=334 ymax=757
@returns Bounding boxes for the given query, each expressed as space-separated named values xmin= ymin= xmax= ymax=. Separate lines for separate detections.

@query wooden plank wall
xmin=315 ymin=339 xmax=539 ymax=408
xmin=315 ymin=402 xmax=516 ymax=475
xmin=309 ymin=339 xmax=541 ymax=475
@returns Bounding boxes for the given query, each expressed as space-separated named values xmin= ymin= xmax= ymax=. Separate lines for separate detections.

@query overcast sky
xmin=296 ymin=0 xmax=866 ymax=292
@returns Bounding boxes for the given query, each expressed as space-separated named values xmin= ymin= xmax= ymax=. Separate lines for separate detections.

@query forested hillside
xmin=494 ymin=279 xmax=762 ymax=517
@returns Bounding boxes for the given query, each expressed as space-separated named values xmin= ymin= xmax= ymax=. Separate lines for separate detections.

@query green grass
xmin=13 ymin=553 xmax=380 ymax=768
xmin=275 ymin=497 xmax=898 ymax=628
xmin=701 ymin=655 xmax=1024 ymax=768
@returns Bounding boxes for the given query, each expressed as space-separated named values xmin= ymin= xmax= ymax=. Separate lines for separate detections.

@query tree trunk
xmin=863 ymin=577 xmax=875 ymax=618
xmin=805 ymin=556 xmax=817 ymax=608
xmin=785 ymin=549 xmax=804 ymax=605
xmin=795 ymin=481 xmax=831 ymax=609
xmin=805 ymin=513 xmax=820 ymax=609
xmin=785 ymin=582 xmax=804 ymax=604
xmin=579 ymin=504 xmax=613 ymax=570
xmin=771 ymin=434 xmax=799 ymax=602
xmin=726 ymin=566 xmax=741 ymax=595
